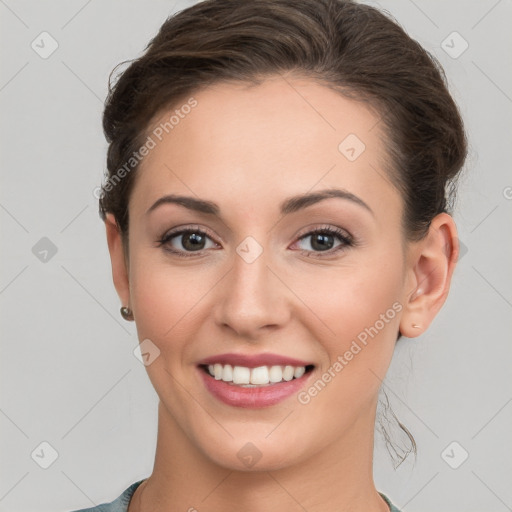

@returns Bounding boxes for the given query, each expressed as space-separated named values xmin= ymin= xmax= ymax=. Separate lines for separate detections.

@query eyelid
xmin=293 ymin=224 xmax=353 ymax=243
xmin=160 ymin=224 xmax=218 ymax=242
xmin=156 ymin=224 xmax=221 ymax=257
xmin=158 ymin=223 xmax=354 ymax=257
xmin=289 ymin=224 xmax=354 ymax=257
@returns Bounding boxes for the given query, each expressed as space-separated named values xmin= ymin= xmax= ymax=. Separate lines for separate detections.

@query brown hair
xmin=99 ymin=0 xmax=467 ymax=465
xmin=100 ymin=0 xmax=466 ymax=240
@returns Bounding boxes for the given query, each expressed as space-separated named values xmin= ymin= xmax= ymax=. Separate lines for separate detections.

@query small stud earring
xmin=410 ymin=287 xmax=423 ymax=301
xmin=120 ymin=306 xmax=134 ymax=321
xmin=412 ymin=324 xmax=421 ymax=329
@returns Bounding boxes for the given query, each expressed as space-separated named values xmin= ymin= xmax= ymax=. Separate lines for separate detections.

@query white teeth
xmin=214 ymin=363 xmax=223 ymax=380
xmin=221 ymin=364 xmax=233 ymax=382
xmin=250 ymin=366 xmax=269 ymax=385
xmin=205 ymin=363 xmax=309 ymax=385
xmin=294 ymin=366 xmax=305 ymax=379
xmin=269 ymin=365 xmax=283 ymax=383
xmin=232 ymin=366 xmax=251 ymax=384
xmin=282 ymin=365 xmax=294 ymax=381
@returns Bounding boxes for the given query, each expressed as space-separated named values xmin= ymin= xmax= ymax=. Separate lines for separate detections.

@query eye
xmin=157 ymin=224 xmax=354 ymax=259
xmin=292 ymin=226 xmax=354 ymax=257
xmin=157 ymin=226 xmax=220 ymax=257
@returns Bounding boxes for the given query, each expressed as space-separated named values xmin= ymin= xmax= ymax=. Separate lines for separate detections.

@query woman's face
xmin=115 ymin=76 xmax=416 ymax=470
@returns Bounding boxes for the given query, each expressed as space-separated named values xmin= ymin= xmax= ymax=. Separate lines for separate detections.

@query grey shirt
xmin=70 ymin=479 xmax=402 ymax=511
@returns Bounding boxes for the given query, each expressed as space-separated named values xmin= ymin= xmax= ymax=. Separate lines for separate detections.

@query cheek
xmin=128 ymin=253 xmax=215 ymax=354
xmin=129 ymin=252 xmax=177 ymax=334
xmin=293 ymin=255 xmax=404 ymax=403
xmin=298 ymin=259 xmax=403 ymax=342
xmin=293 ymin=269 xmax=403 ymax=431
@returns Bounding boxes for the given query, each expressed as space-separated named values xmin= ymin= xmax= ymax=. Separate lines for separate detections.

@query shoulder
xmin=68 ymin=479 xmax=146 ymax=512
xmin=379 ymin=492 xmax=403 ymax=512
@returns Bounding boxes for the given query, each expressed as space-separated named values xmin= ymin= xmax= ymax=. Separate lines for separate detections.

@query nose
xmin=213 ymin=245 xmax=291 ymax=341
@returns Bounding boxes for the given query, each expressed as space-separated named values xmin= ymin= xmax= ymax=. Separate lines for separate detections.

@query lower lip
xmin=198 ymin=367 xmax=312 ymax=408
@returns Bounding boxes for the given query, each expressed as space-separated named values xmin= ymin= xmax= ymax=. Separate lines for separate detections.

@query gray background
xmin=0 ymin=1 xmax=511 ymax=511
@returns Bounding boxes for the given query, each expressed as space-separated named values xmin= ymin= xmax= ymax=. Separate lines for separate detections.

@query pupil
xmin=312 ymin=233 xmax=333 ymax=251
xmin=184 ymin=232 xmax=204 ymax=251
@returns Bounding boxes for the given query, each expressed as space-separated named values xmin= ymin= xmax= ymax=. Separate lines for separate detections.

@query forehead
xmin=133 ymin=75 xmax=400 ymax=221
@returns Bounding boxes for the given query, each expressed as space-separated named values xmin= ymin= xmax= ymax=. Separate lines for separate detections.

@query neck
xmin=130 ymin=400 xmax=389 ymax=512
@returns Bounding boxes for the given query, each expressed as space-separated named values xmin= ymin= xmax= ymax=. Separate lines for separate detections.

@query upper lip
xmin=197 ymin=353 xmax=314 ymax=368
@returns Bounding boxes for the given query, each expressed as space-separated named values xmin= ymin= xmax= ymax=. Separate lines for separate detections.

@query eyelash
xmin=156 ymin=224 xmax=354 ymax=259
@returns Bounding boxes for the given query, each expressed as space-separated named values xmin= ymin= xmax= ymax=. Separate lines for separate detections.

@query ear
xmin=105 ymin=213 xmax=131 ymax=310
xmin=400 ymin=213 xmax=459 ymax=338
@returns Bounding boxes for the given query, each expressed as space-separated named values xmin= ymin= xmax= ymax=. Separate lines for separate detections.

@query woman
xmin=72 ymin=0 xmax=467 ymax=510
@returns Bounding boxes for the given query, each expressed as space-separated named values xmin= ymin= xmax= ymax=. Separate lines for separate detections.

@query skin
xmin=105 ymin=75 xmax=459 ymax=512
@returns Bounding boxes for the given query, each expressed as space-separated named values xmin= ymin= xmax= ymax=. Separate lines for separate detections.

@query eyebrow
xmin=146 ymin=188 xmax=374 ymax=217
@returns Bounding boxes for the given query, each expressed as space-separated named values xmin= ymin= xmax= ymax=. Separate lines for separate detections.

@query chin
xmin=201 ymin=437 xmax=305 ymax=473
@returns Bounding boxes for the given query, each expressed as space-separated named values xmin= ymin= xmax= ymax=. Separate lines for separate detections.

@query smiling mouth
xmin=199 ymin=363 xmax=315 ymax=387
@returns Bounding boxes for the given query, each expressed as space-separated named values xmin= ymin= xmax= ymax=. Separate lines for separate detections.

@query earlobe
xmin=105 ymin=213 xmax=131 ymax=312
xmin=399 ymin=213 xmax=459 ymax=338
